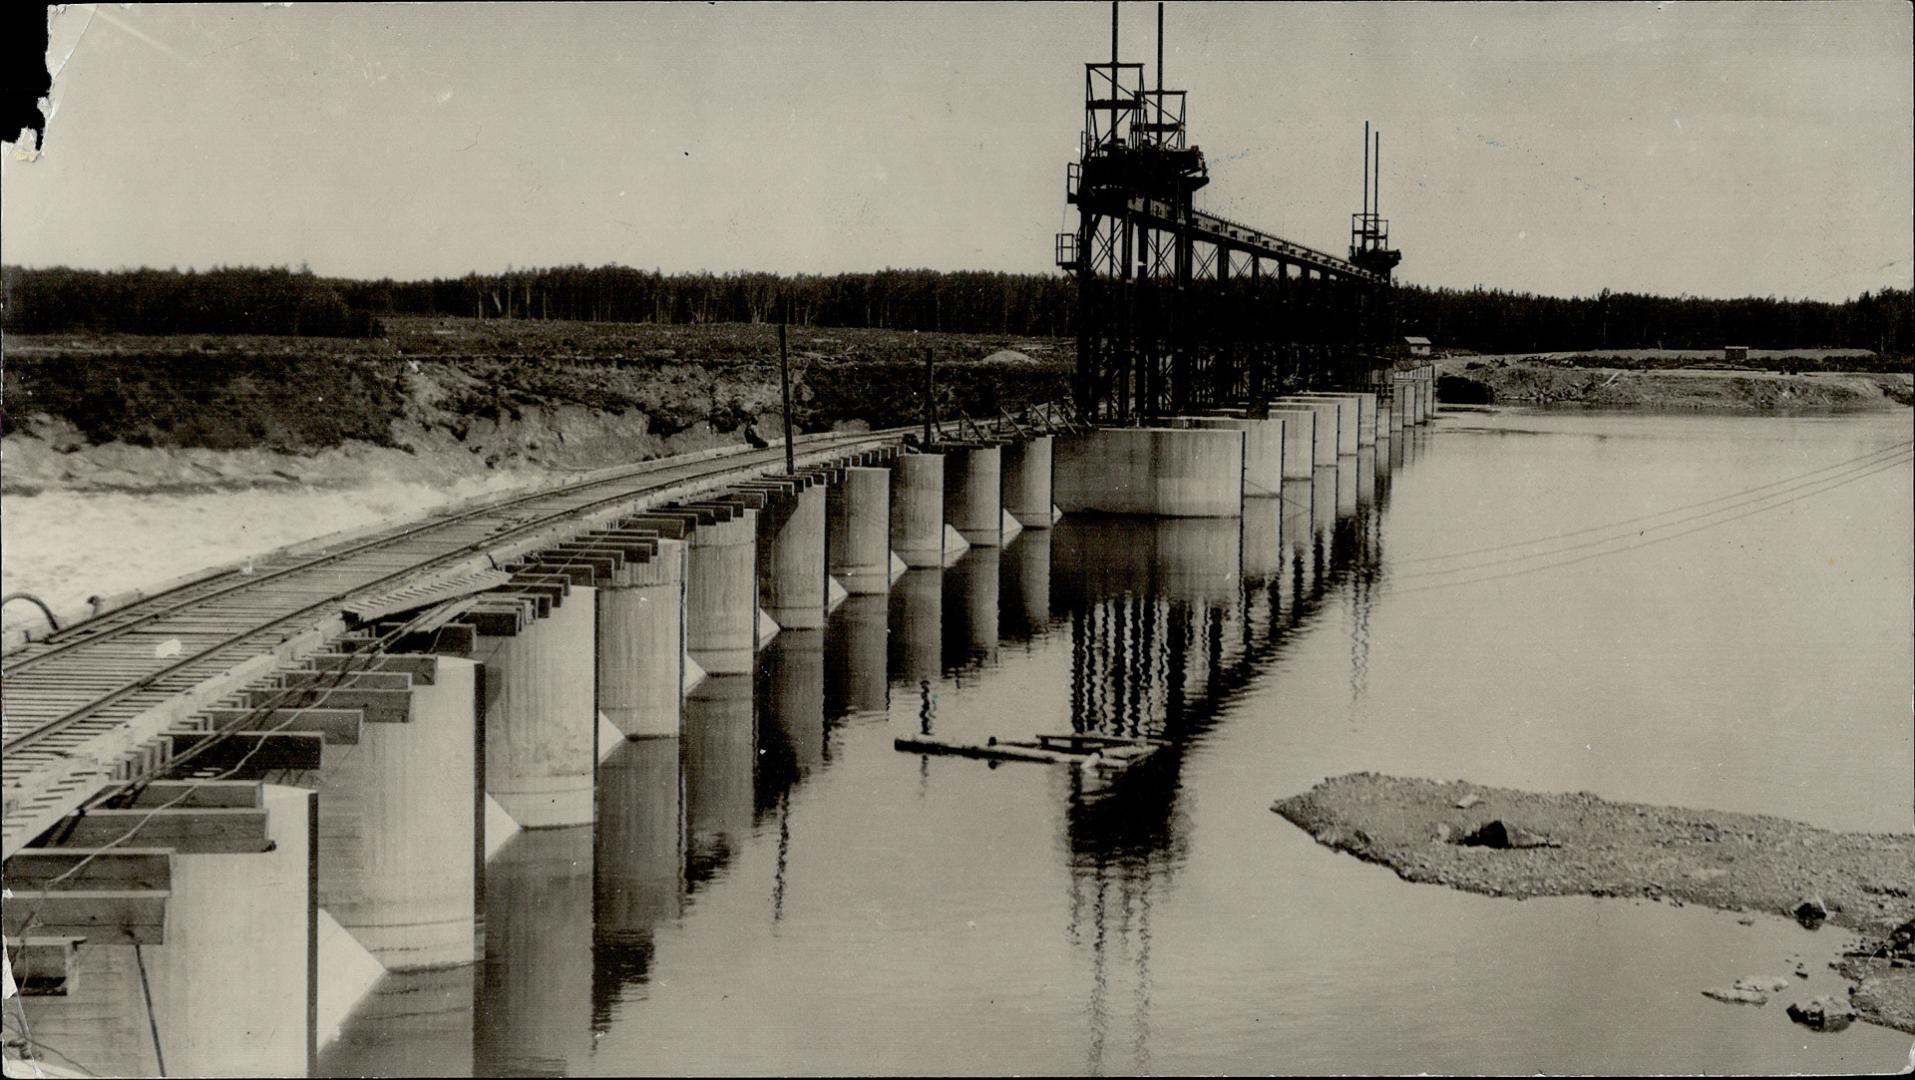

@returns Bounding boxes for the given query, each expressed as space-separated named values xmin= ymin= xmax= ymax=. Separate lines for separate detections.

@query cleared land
xmin=2 ymin=317 xmax=1073 ymax=494
xmin=1438 ymin=351 xmax=1913 ymax=409
xmin=1273 ymin=773 xmax=1915 ymax=1033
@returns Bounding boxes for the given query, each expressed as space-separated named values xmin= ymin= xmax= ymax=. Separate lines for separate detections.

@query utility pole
xmin=778 ymin=314 xmax=795 ymax=475
xmin=923 ymin=346 xmax=936 ymax=447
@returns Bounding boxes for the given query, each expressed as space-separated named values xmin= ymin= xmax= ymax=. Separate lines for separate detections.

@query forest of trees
xmin=1395 ymin=284 xmax=1914 ymax=357
xmin=4 ymin=263 xmax=1909 ymax=358
xmin=0 ymin=265 xmax=383 ymax=338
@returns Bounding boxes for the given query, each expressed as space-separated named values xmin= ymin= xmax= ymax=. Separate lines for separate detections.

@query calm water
xmin=322 ymin=409 xmax=1914 ymax=1076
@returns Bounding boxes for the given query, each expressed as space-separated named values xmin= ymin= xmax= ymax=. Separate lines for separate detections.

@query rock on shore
xmin=1271 ymin=772 xmax=1915 ymax=1033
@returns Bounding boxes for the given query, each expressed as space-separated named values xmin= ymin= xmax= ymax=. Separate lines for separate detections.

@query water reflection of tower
xmin=1053 ymin=518 xmax=1237 ymax=1073
xmin=1049 ymin=496 xmax=1395 ymax=1069
xmin=1055 ymin=517 xmax=1243 ymax=742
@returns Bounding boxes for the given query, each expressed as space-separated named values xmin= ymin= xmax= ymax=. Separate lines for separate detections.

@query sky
xmin=3 ymin=1 xmax=1910 ymax=301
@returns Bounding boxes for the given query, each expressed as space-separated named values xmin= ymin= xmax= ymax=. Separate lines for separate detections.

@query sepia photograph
xmin=1 ymin=2 xmax=1911 ymax=1075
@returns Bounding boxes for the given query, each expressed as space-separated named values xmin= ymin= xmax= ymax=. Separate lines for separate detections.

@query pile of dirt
xmin=1443 ymin=359 xmax=1909 ymax=412
xmin=1272 ymin=772 xmax=1915 ymax=1033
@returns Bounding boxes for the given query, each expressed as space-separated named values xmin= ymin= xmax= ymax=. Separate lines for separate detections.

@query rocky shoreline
xmin=1272 ymin=773 xmax=1915 ymax=1033
xmin=1435 ymin=358 xmax=1912 ymax=411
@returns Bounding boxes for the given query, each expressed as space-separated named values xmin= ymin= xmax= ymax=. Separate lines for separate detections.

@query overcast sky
xmin=4 ymin=2 xmax=1910 ymax=301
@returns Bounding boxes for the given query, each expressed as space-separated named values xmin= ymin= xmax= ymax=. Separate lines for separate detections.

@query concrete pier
xmin=1277 ymin=395 xmax=1358 ymax=456
xmin=890 ymin=452 xmax=947 ymax=568
xmin=14 ymin=784 xmax=319 ymax=1077
xmin=1310 ymin=466 xmax=1338 ymax=541
xmin=1387 ymin=382 xmax=1408 ymax=434
xmin=1272 ymin=399 xmax=1342 ymax=461
xmin=303 ymin=655 xmax=481 ymax=970
xmin=599 ymin=538 xmax=687 ymax=738
xmin=1000 ymin=436 xmax=1056 ymax=529
xmin=473 ymin=586 xmax=598 ymax=829
xmin=758 ymin=483 xmax=828 ymax=630
xmin=685 ymin=509 xmax=759 ymax=675
xmin=1264 ymin=406 xmax=1324 ymax=477
xmin=1280 ymin=476 xmax=1314 ymax=559
xmin=1396 ymin=371 xmax=1430 ymax=425
xmin=1242 ymin=494 xmax=1284 ymax=582
xmin=1168 ymin=416 xmax=1286 ymax=498
xmin=1335 ymin=455 xmax=1360 ymax=518
xmin=1293 ymin=392 xmax=1378 ymax=447
xmin=943 ymin=444 xmax=1005 ymax=547
xmin=1053 ymin=427 xmax=1245 ymax=517
xmin=828 ymin=465 xmax=894 ymax=594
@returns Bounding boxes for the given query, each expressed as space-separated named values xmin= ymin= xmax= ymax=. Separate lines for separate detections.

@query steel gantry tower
xmin=1057 ymin=3 xmax=1404 ymax=425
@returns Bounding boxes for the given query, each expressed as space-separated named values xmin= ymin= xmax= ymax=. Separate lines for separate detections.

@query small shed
xmin=1723 ymin=345 xmax=1749 ymax=362
xmin=1404 ymin=336 xmax=1432 ymax=358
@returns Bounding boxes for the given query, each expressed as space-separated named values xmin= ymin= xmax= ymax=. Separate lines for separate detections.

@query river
xmin=321 ymin=408 xmax=1913 ymax=1075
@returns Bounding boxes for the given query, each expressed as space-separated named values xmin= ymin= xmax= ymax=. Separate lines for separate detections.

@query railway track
xmin=2 ymin=428 xmax=911 ymax=851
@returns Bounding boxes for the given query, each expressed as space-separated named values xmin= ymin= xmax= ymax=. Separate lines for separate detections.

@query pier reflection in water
xmin=323 ymin=412 xmax=1909 ymax=1075
xmin=316 ymin=965 xmax=476 ymax=1077
xmin=477 ymin=828 xmax=594 ymax=1076
xmin=824 ymin=593 xmax=889 ymax=722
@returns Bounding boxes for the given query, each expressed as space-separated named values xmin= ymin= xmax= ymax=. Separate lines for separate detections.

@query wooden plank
xmin=381 ymin=623 xmax=477 ymax=657
xmin=200 ymin=707 xmax=364 ymax=744
xmin=616 ymin=515 xmax=693 ymax=539
xmin=277 ymin=671 xmax=413 ymax=692
xmin=548 ymin=542 xmax=630 ymax=565
xmin=166 ymin=731 xmax=325 ymax=774
xmin=565 ymin=537 xmax=657 ymax=560
xmin=893 ymin=734 xmax=1069 ymax=765
xmin=2 ymin=891 xmax=169 ymax=946
xmin=106 ymin=780 xmax=261 ymax=810
xmin=513 ymin=559 xmax=601 ymax=587
xmin=465 ymin=606 xmax=526 ymax=638
xmin=245 ymin=686 xmax=411 ymax=723
xmin=714 ymin=489 xmax=773 ymax=510
xmin=670 ymin=503 xmax=729 ymax=525
xmin=305 ymin=653 xmax=439 ymax=684
xmin=4 ymin=849 xmax=172 ymax=891
xmin=1031 ymin=732 xmax=1170 ymax=749
xmin=32 ymin=807 xmax=272 ymax=854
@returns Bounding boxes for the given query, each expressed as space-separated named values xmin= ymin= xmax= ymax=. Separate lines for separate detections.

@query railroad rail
xmin=1 ymin=427 xmax=920 ymax=858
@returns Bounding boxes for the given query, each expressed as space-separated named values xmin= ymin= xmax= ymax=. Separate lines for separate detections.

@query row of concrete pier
xmin=3 ymin=369 xmax=1437 ymax=1077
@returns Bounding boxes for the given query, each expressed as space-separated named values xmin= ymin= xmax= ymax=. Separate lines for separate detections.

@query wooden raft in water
xmin=894 ymin=731 xmax=1166 ymax=773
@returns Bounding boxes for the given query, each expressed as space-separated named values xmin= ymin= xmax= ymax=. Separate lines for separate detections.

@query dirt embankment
xmin=0 ymin=317 xmax=1073 ymax=495
xmin=1272 ymin=773 xmax=1915 ymax=1033
xmin=1438 ymin=356 xmax=1913 ymax=411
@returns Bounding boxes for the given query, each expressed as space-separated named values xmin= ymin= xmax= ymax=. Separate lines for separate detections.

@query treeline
xmin=4 ymin=264 xmax=1910 ymax=357
xmin=1 ymin=265 xmax=383 ymax=338
xmin=1395 ymin=285 xmax=1914 ymax=358
xmin=335 ymin=266 xmax=1077 ymax=336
